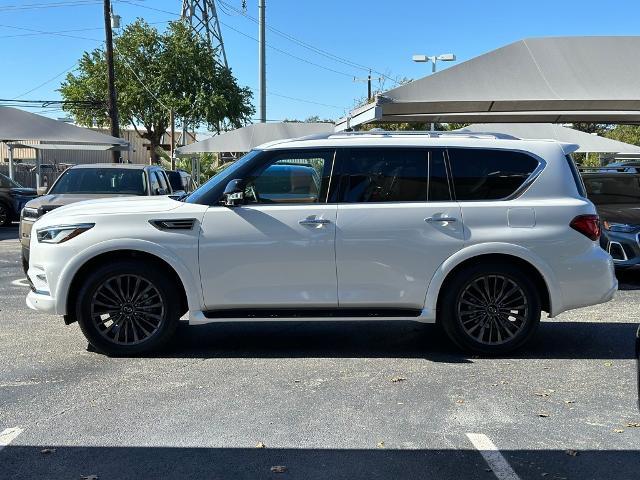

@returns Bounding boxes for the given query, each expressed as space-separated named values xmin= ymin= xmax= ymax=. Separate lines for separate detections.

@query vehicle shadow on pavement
xmin=0 ymin=225 xmax=18 ymax=242
xmin=158 ymin=320 xmax=638 ymax=361
xmin=2 ymin=446 xmax=639 ymax=480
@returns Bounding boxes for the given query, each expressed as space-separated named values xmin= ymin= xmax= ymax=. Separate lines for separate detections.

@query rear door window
xmin=447 ymin=148 xmax=539 ymax=200
xmin=338 ymin=148 xmax=429 ymax=202
xmin=337 ymin=148 xmax=452 ymax=203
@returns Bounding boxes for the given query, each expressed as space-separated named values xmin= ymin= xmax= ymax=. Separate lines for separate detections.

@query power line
xmin=220 ymin=20 xmax=353 ymax=78
xmin=0 ymin=26 xmax=102 ymax=39
xmin=263 ymin=91 xmax=344 ymax=110
xmin=0 ymin=20 xmax=170 ymax=40
xmin=0 ymin=23 xmax=101 ymax=42
xmin=120 ymin=0 xmax=356 ymax=78
xmin=217 ymin=0 xmax=399 ymax=86
xmin=12 ymin=63 xmax=79 ymax=99
xmin=0 ymin=1 xmax=102 ymax=12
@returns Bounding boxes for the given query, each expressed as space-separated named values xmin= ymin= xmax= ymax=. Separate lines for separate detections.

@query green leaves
xmin=59 ymin=18 xmax=254 ymax=160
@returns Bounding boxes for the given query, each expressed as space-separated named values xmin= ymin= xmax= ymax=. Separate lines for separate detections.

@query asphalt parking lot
xmin=0 ymin=224 xmax=638 ymax=480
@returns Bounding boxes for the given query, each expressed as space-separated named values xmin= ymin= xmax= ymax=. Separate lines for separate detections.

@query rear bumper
xmin=551 ymin=246 xmax=617 ymax=316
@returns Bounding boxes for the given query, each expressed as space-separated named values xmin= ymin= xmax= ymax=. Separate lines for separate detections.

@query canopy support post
xmin=5 ymin=143 xmax=14 ymax=180
xmin=35 ymin=149 xmax=41 ymax=188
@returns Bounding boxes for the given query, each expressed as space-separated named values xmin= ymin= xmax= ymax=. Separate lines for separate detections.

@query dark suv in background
xmin=0 ymin=173 xmax=37 ymax=227
xmin=582 ymin=169 xmax=640 ymax=269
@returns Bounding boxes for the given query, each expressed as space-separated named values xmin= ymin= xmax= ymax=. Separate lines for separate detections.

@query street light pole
xmin=103 ymin=0 xmax=120 ymax=162
xmin=412 ymin=53 xmax=456 ymax=130
xmin=258 ymin=0 xmax=266 ymax=123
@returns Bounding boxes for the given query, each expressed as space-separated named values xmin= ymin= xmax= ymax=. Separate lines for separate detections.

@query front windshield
xmin=50 ymin=168 xmax=147 ymax=195
xmin=583 ymin=175 xmax=640 ymax=204
xmin=186 ymin=150 xmax=262 ymax=204
xmin=0 ymin=173 xmax=23 ymax=189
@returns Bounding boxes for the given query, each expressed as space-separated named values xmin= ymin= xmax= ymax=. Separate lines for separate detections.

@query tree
xmin=604 ymin=124 xmax=640 ymax=146
xmin=60 ymin=19 xmax=254 ymax=162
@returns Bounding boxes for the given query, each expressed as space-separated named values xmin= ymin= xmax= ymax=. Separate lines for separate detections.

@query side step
xmin=203 ymin=308 xmax=422 ymax=319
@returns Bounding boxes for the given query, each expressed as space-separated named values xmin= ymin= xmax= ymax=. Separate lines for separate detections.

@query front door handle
xmin=299 ymin=218 xmax=331 ymax=226
xmin=425 ymin=216 xmax=458 ymax=223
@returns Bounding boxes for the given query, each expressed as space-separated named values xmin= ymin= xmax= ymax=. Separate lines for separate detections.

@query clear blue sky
xmin=1 ymin=0 xmax=639 ymax=127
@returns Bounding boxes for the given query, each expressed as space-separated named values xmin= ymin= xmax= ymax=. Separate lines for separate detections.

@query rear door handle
xmin=299 ymin=218 xmax=331 ymax=226
xmin=425 ymin=216 xmax=458 ymax=223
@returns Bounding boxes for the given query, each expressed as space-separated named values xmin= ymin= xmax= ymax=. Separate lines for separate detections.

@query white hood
xmin=39 ymin=195 xmax=181 ymax=220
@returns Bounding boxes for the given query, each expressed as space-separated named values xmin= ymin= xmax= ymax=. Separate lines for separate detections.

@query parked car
xmin=581 ymin=170 xmax=640 ymax=269
xmin=166 ymin=169 xmax=195 ymax=198
xmin=20 ymin=164 xmax=172 ymax=272
xmin=25 ymin=132 xmax=617 ymax=356
xmin=601 ymin=161 xmax=640 ymax=173
xmin=0 ymin=173 xmax=37 ymax=227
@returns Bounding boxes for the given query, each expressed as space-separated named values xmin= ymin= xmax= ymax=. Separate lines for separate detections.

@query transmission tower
xmin=181 ymin=0 xmax=228 ymax=68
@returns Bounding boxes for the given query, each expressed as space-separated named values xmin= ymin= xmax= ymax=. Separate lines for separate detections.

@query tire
xmin=439 ymin=263 xmax=541 ymax=355
xmin=0 ymin=202 xmax=11 ymax=227
xmin=76 ymin=259 xmax=180 ymax=356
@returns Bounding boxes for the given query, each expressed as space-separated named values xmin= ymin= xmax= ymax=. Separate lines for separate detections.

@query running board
xmin=202 ymin=308 xmax=422 ymax=320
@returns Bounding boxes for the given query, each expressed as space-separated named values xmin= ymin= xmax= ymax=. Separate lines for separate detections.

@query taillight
xmin=570 ymin=214 xmax=601 ymax=241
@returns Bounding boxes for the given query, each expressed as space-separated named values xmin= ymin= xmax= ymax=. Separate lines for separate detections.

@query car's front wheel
xmin=76 ymin=260 xmax=180 ymax=356
xmin=439 ymin=263 xmax=541 ymax=355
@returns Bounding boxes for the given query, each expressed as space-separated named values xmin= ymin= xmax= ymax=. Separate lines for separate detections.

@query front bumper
xmin=602 ymin=230 xmax=640 ymax=268
xmin=26 ymin=290 xmax=57 ymax=314
xmin=19 ymin=218 xmax=34 ymax=250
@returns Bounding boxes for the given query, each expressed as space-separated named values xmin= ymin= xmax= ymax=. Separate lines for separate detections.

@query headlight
xmin=36 ymin=223 xmax=94 ymax=244
xmin=21 ymin=207 xmax=40 ymax=220
xmin=602 ymin=221 xmax=639 ymax=233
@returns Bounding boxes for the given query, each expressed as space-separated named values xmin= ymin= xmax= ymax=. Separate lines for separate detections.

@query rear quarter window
xmin=565 ymin=154 xmax=587 ymax=198
xmin=447 ymin=148 xmax=540 ymax=201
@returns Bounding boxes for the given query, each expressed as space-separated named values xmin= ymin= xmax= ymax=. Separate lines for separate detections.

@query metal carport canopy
xmin=457 ymin=123 xmax=640 ymax=153
xmin=176 ymin=122 xmax=334 ymax=154
xmin=0 ymin=106 xmax=129 ymax=147
xmin=335 ymin=36 xmax=640 ymax=131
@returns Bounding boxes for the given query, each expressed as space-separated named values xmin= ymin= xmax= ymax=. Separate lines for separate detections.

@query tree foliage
xmin=60 ymin=19 xmax=254 ymax=162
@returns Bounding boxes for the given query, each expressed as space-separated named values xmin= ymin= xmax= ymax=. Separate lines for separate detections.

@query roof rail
xmin=579 ymin=166 xmax=639 ymax=173
xmin=325 ymin=130 xmax=521 ymax=140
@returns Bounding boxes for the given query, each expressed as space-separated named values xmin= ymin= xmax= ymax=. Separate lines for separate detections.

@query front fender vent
xmin=149 ymin=219 xmax=196 ymax=231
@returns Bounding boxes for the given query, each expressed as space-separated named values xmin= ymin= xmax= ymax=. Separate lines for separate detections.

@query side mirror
xmin=37 ymin=187 xmax=48 ymax=196
xmin=222 ymin=179 xmax=245 ymax=206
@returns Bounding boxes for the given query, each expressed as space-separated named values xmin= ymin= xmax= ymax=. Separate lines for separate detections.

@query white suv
xmin=25 ymin=132 xmax=617 ymax=356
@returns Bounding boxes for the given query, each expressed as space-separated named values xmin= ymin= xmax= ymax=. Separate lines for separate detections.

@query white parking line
xmin=466 ymin=433 xmax=521 ymax=480
xmin=10 ymin=278 xmax=29 ymax=287
xmin=0 ymin=427 xmax=23 ymax=453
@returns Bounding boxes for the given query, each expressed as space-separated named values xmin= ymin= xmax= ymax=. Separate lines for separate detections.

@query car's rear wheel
xmin=439 ymin=263 xmax=541 ymax=355
xmin=76 ymin=260 xmax=180 ymax=356
xmin=0 ymin=203 xmax=10 ymax=227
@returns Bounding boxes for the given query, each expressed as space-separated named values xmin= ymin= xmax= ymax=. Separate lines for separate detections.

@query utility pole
xmin=258 ymin=0 xmax=266 ymax=122
xmin=103 ymin=0 xmax=120 ymax=162
xmin=354 ymin=70 xmax=382 ymax=102
xmin=170 ymin=110 xmax=176 ymax=169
